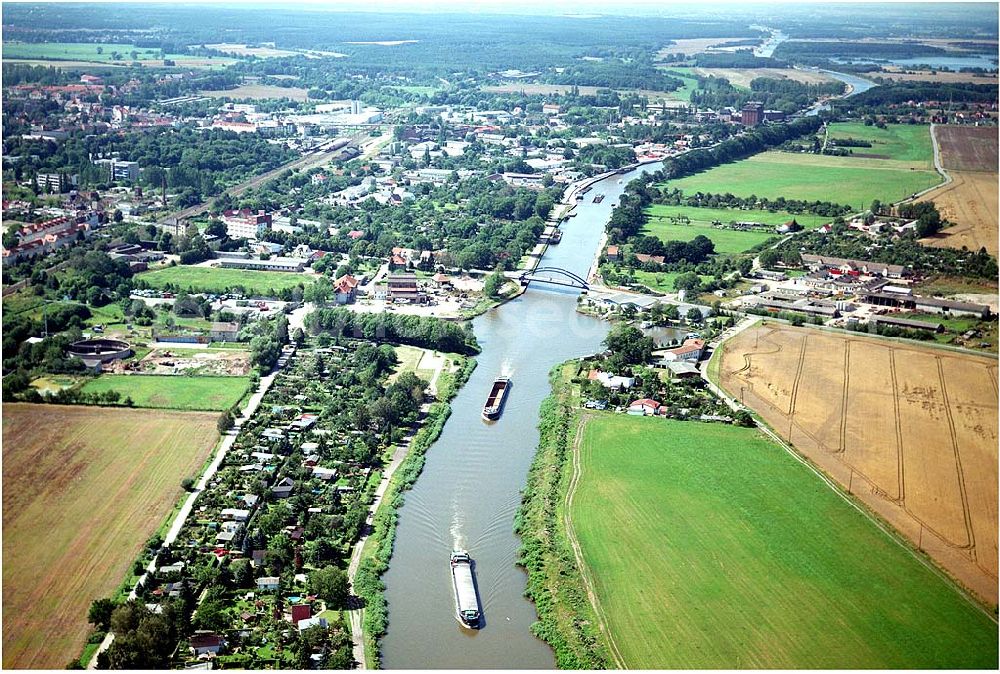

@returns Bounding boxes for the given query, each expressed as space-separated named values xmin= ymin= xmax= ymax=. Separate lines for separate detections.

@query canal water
xmin=380 ymin=163 xmax=662 ymax=668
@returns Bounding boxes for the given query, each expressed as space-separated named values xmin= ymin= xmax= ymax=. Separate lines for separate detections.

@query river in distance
xmin=380 ymin=162 xmax=662 ymax=668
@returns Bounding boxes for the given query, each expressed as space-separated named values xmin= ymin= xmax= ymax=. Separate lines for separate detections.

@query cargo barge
xmin=451 ymin=550 xmax=481 ymax=628
xmin=482 ymin=376 xmax=511 ymax=421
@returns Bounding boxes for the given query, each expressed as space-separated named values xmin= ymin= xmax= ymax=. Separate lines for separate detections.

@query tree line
xmin=305 ymin=308 xmax=479 ymax=355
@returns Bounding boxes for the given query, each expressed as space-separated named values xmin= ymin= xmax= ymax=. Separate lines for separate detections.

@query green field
xmin=2 ymin=42 xmax=234 ymax=67
xmin=80 ymin=374 xmax=250 ymax=411
xmin=666 ymin=151 xmax=941 ymax=210
xmin=659 ymin=68 xmax=701 ymax=101
xmin=571 ymin=413 xmax=998 ymax=669
xmin=137 ymin=265 xmax=314 ymax=296
xmin=643 ymin=205 xmax=830 ymax=253
xmin=633 ymin=270 xmax=713 ymax=294
xmin=825 ymin=122 xmax=933 ymax=164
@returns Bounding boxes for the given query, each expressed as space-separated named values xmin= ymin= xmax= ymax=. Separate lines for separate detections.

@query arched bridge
xmin=515 ymin=266 xmax=589 ymax=290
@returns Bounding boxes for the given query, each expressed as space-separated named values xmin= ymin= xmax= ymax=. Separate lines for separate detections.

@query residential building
xmin=659 ymin=338 xmax=706 ymax=363
xmin=35 ymin=172 xmax=76 ymax=193
xmin=800 ymin=253 xmax=908 ymax=279
xmin=209 ymin=322 xmax=241 ymax=342
xmin=256 ymin=576 xmax=281 ymax=591
xmin=334 ymin=274 xmax=359 ymax=304
xmin=587 ymin=370 xmax=635 ymax=390
xmin=627 ymin=398 xmax=661 ymax=416
xmin=189 ymin=633 xmax=225 ymax=657
xmin=93 ymin=158 xmax=140 ymax=182
xmin=222 ymin=209 xmax=272 ymax=240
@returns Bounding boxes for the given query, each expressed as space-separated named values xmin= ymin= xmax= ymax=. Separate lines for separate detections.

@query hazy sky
xmin=9 ymin=0 xmax=988 ymax=14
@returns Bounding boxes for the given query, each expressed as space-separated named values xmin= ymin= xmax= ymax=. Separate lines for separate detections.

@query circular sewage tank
xmin=66 ymin=338 xmax=133 ymax=367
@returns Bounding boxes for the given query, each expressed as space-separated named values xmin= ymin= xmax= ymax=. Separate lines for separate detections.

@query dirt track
xmin=718 ymin=324 xmax=998 ymax=607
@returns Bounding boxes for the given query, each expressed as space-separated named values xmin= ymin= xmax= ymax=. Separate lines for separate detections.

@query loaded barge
xmin=482 ymin=376 xmax=511 ymax=421
xmin=451 ymin=550 xmax=481 ymax=628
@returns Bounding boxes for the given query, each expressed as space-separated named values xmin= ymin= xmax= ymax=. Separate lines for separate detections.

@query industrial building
xmin=217 ymin=256 xmax=304 ymax=272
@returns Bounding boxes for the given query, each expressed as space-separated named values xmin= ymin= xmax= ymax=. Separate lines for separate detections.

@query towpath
xmin=345 ymin=403 xmax=430 ymax=669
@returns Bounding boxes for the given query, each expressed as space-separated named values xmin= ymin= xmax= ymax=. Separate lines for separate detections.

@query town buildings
xmin=222 ymin=209 xmax=272 ymax=241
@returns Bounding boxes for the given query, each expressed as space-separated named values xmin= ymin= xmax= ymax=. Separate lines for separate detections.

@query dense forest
xmin=774 ymin=40 xmax=951 ymax=60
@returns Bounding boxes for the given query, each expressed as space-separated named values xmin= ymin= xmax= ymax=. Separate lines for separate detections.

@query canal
xmin=380 ymin=163 xmax=662 ymax=668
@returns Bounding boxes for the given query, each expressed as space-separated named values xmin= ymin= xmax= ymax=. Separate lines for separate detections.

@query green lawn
xmin=137 ymin=266 xmax=314 ymax=297
xmin=659 ymin=69 xmax=701 ymax=102
xmin=390 ymin=345 xmax=436 ymax=382
xmin=666 ymin=151 xmax=941 ymax=211
xmin=571 ymin=413 xmax=998 ymax=669
xmin=633 ymin=270 xmax=713 ymax=294
xmin=80 ymin=374 xmax=250 ymax=411
xmin=643 ymin=205 xmax=831 ymax=253
xmin=825 ymin=123 xmax=933 ymax=164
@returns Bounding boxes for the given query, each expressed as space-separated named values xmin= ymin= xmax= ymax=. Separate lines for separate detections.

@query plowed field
xmin=718 ymin=324 xmax=998 ymax=606
xmin=2 ymin=404 xmax=219 ymax=668
xmin=921 ymin=125 xmax=998 ymax=255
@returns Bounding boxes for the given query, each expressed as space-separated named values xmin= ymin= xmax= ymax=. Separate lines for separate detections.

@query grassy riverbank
xmin=352 ymin=356 xmax=477 ymax=667
xmin=513 ymin=362 xmax=613 ymax=668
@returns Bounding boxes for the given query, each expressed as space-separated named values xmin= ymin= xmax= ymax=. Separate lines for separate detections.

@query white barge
xmin=451 ymin=550 xmax=481 ymax=628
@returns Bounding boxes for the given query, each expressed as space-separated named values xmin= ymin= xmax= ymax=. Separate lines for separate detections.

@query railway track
xmin=158 ymin=131 xmax=369 ymax=224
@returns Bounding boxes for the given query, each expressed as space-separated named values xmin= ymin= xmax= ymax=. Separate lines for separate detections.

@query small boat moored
xmin=451 ymin=550 xmax=481 ymax=628
xmin=482 ymin=376 xmax=511 ymax=421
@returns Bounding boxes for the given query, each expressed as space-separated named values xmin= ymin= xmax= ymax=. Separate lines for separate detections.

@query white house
xmin=256 ymin=576 xmax=280 ymax=591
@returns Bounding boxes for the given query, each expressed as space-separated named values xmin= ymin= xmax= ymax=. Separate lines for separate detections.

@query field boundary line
xmin=717 ymin=325 xmax=997 ymax=617
xmin=563 ymin=412 xmax=628 ymax=670
xmin=889 ymin=348 xmax=906 ymax=503
xmin=759 ymin=318 xmax=999 ymax=361
xmin=838 ymin=340 xmax=850 ymax=453
xmin=751 ymin=419 xmax=997 ymax=624
xmin=902 ymin=122 xmax=952 ymax=205
xmin=936 ymin=357 xmax=976 ymax=552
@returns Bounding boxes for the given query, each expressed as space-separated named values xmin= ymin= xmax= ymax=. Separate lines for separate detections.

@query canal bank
xmin=379 ymin=162 xmax=663 ymax=668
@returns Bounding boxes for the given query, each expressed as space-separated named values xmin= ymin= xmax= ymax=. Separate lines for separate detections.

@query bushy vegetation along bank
xmin=353 ymin=356 xmax=477 ymax=667
xmin=513 ymin=362 xmax=612 ymax=669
